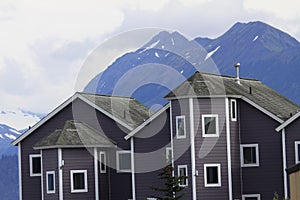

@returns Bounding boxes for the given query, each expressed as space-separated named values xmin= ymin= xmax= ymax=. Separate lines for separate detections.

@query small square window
xmin=46 ymin=171 xmax=55 ymax=194
xmin=29 ymin=154 xmax=41 ymax=176
xmin=166 ymin=147 xmax=172 ymax=163
xmin=116 ymin=151 xmax=131 ymax=173
xmin=295 ymin=141 xmax=300 ymax=164
xmin=202 ymin=115 xmax=219 ymax=137
xmin=70 ymin=170 xmax=88 ymax=193
xmin=178 ymin=165 xmax=188 ymax=187
xmin=204 ymin=164 xmax=221 ymax=187
xmin=241 ymin=144 xmax=259 ymax=167
xmin=231 ymin=99 xmax=237 ymax=121
xmin=176 ymin=116 xmax=186 ymax=139
xmin=99 ymin=151 xmax=106 ymax=173
xmin=242 ymin=194 xmax=261 ymax=200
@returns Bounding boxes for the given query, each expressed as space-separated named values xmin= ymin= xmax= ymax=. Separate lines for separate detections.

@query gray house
xmin=12 ymin=71 xmax=300 ymax=200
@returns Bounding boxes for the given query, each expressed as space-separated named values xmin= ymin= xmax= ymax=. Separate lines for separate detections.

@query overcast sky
xmin=0 ymin=0 xmax=300 ymax=127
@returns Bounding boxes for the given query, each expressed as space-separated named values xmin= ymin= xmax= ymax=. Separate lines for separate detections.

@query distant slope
xmin=85 ymin=21 xmax=300 ymax=109
xmin=195 ymin=21 xmax=300 ymax=105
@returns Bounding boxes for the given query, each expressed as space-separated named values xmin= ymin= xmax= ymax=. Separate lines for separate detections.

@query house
xmin=286 ymin=163 xmax=300 ymax=200
xmin=12 ymin=69 xmax=300 ymax=200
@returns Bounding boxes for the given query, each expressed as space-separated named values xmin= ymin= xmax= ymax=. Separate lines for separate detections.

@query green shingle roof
xmin=34 ymin=120 xmax=116 ymax=149
xmin=165 ymin=72 xmax=300 ymax=120
xmin=80 ymin=93 xmax=152 ymax=129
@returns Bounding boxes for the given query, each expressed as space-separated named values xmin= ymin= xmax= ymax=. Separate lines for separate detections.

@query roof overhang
xmin=33 ymin=144 xmax=117 ymax=150
xmin=124 ymin=103 xmax=170 ymax=140
xmin=276 ymin=111 xmax=300 ymax=132
xmin=12 ymin=93 xmax=133 ymax=146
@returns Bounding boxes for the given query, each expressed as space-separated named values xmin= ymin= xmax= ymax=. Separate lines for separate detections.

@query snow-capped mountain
xmin=0 ymin=124 xmax=23 ymax=156
xmin=85 ymin=21 xmax=300 ymax=108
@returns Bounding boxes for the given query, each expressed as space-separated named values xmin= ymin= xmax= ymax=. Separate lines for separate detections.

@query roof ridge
xmin=77 ymin=92 xmax=134 ymax=99
xmin=196 ymin=71 xmax=260 ymax=82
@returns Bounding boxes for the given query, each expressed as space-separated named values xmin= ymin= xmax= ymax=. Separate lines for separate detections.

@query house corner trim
xmin=189 ymin=98 xmax=197 ymax=200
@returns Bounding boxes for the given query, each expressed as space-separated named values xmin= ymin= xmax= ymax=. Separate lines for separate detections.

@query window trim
xmin=230 ymin=99 xmax=237 ymax=121
xmin=116 ymin=151 xmax=132 ymax=173
xmin=29 ymin=154 xmax=41 ymax=177
xmin=177 ymin=165 xmax=188 ymax=187
xmin=70 ymin=170 xmax=88 ymax=193
xmin=202 ymin=114 xmax=219 ymax=137
xmin=99 ymin=151 xmax=107 ymax=173
xmin=242 ymin=194 xmax=261 ymax=200
xmin=176 ymin=116 xmax=186 ymax=139
xmin=46 ymin=171 xmax=55 ymax=194
xmin=240 ymin=144 xmax=260 ymax=167
xmin=204 ymin=163 xmax=221 ymax=187
xmin=295 ymin=141 xmax=300 ymax=164
xmin=166 ymin=147 xmax=172 ymax=163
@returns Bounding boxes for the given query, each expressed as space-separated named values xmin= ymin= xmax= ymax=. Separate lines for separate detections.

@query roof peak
xmin=194 ymin=71 xmax=259 ymax=82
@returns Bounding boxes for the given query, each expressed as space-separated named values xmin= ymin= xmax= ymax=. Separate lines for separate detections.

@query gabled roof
xmin=165 ymin=72 xmax=300 ymax=121
xmin=12 ymin=92 xmax=151 ymax=145
xmin=34 ymin=120 xmax=116 ymax=149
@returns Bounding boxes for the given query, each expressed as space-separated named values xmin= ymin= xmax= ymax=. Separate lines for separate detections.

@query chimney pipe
xmin=234 ymin=63 xmax=241 ymax=84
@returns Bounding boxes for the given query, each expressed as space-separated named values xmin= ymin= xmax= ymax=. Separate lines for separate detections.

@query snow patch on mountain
xmin=253 ymin=35 xmax=259 ymax=41
xmin=0 ymin=109 xmax=41 ymax=130
xmin=205 ymin=46 xmax=220 ymax=60
xmin=4 ymin=133 xmax=16 ymax=140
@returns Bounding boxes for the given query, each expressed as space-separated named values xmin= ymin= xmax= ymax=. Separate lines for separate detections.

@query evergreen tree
xmin=150 ymin=165 xmax=186 ymax=200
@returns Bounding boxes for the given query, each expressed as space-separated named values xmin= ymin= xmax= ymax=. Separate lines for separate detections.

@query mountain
xmin=85 ymin=21 xmax=300 ymax=108
xmin=195 ymin=21 xmax=300 ymax=105
xmin=0 ymin=124 xmax=22 ymax=156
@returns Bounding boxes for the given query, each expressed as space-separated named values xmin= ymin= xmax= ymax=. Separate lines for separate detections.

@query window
xmin=231 ymin=99 xmax=237 ymax=121
xmin=242 ymin=194 xmax=261 ymax=200
xmin=70 ymin=170 xmax=88 ymax=193
xmin=176 ymin=116 xmax=186 ymax=139
xmin=116 ymin=151 xmax=131 ymax=173
xmin=29 ymin=154 xmax=41 ymax=176
xmin=202 ymin=114 xmax=219 ymax=137
xmin=204 ymin=164 xmax=221 ymax=187
xmin=295 ymin=141 xmax=300 ymax=164
xmin=166 ymin=147 xmax=172 ymax=163
xmin=99 ymin=151 xmax=106 ymax=173
xmin=46 ymin=171 xmax=55 ymax=194
xmin=178 ymin=165 xmax=188 ymax=187
xmin=241 ymin=144 xmax=259 ymax=167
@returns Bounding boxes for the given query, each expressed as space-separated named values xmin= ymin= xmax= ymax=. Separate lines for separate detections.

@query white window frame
xmin=46 ymin=171 xmax=55 ymax=194
xmin=99 ymin=151 xmax=107 ymax=173
xmin=176 ymin=116 xmax=186 ymax=139
xmin=204 ymin=164 xmax=221 ymax=187
xmin=240 ymin=144 xmax=260 ymax=167
xmin=230 ymin=99 xmax=237 ymax=121
xmin=295 ymin=141 xmax=300 ymax=164
xmin=177 ymin=165 xmax=188 ymax=187
xmin=29 ymin=154 xmax=41 ymax=177
xmin=70 ymin=170 xmax=88 ymax=193
xmin=116 ymin=151 xmax=132 ymax=173
xmin=166 ymin=147 xmax=172 ymax=163
xmin=242 ymin=194 xmax=261 ymax=200
xmin=202 ymin=114 xmax=219 ymax=137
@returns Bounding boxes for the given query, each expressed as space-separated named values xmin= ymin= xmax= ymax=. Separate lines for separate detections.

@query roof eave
xmin=276 ymin=111 xmax=300 ymax=132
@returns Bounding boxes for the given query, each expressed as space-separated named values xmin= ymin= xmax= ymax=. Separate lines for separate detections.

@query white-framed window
xmin=46 ymin=171 xmax=55 ymax=194
xmin=240 ymin=144 xmax=260 ymax=167
xmin=204 ymin=164 xmax=221 ymax=187
xmin=99 ymin=151 xmax=107 ymax=173
xmin=230 ymin=99 xmax=237 ymax=121
xmin=202 ymin=114 xmax=219 ymax=137
xmin=242 ymin=194 xmax=261 ymax=200
xmin=166 ymin=147 xmax=172 ymax=163
xmin=295 ymin=141 xmax=300 ymax=164
xmin=70 ymin=170 xmax=88 ymax=193
xmin=178 ymin=165 xmax=188 ymax=187
xmin=176 ymin=116 xmax=186 ymax=139
xmin=116 ymin=151 xmax=131 ymax=173
xmin=29 ymin=154 xmax=41 ymax=176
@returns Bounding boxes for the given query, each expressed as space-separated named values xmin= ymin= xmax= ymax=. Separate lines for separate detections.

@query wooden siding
xmin=193 ymin=98 xmax=229 ymax=200
xmin=42 ymin=149 xmax=59 ymax=200
xmin=134 ymin=109 xmax=171 ymax=199
xmin=172 ymin=99 xmax=193 ymax=199
xmin=285 ymin=119 xmax=300 ymax=169
xmin=229 ymin=98 xmax=242 ymax=199
xmin=239 ymin=100 xmax=283 ymax=199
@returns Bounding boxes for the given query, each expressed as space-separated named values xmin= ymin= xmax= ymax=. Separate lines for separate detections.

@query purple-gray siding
xmin=239 ymin=100 xmax=283 ymax=198
xmin=42 ymin=149 xmax=58 ymax=200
